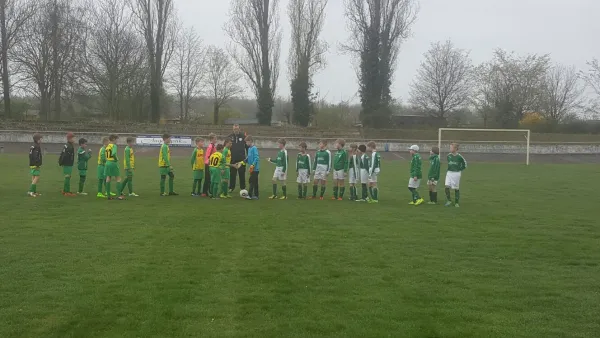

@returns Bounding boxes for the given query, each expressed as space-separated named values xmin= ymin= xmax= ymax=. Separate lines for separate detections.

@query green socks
xmin=97 ymin=179 xmax=104 ymax=194
xmin=320 ymin=186 xmax=326 ymax=197
xmin=63 ymin=177 xmax=71 ymax=193
xmin=192 ymin=180 xmax=198 ymax=194
xmin=333 ymin=186 xmax=338 ymax=198
xmin=168 ymin=177 xmax=174 ymax=193
xmin=455 ymin=190 xmax=460 ymax=204
xmin=119 ymin=178 xmax=128 ymax=194
xmin=128 ymin=178 xmax=133 ymax=193
xmin=211 ymin=182 xmax=219 ymax=197
xmin=222 ymin=182 xmax=228 ymax=196
xmin=340 ymin=187 xmax=345 ymax=198
xmin=106 ymin=181 xmax=111 ymax=197
xmin=192 ymin=179 xmax=202 ymax=194
xmin=78 ymin=176 xmax=86 ymax=193
xmin=372 ymin=188 xmax=378 ymax=200
xmin=312 ymin=185 xmax=318 ymax=197
xmin=282 ymin=185 xmax=287 ymax=197
xmin=30 ymin=184 xmax=37 ymax=193
xmin=160 ymin=177 xmax=166 ymax=194
xmin=272 ymin=183 xmax=277 ymax=196
xmin=361 ymin=184 xmax=367 ymax=199
xmin=298 ymin=184 xmax=302 ymax=198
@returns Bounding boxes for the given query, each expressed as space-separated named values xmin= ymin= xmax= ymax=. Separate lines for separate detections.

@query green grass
xmin=1 ymin=154 xmax=599 ymax=337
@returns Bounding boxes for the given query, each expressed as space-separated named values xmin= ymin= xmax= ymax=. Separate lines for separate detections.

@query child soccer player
xmin=28 ymin=133 xmax=43 ymax=197
xmin=444 ymin=143 xmax=467 ymax=208
xmin=104 ymin=134 xmax=124 ymax=200
xmin=245 ymin=135 xmax=260 ymax=200
xmin=76 ymin=138 xmax=92 ymax=195
xmin=367 ymin=141 xmax=381 ymax=203
xmin=97 ymin=137 xmax=110 ymax=198
xmin=121 ymin=137 xmax=138 ymax=197
xmin=190 ymin=137 xmax=205 ymax=196
xmin=202 ymin=133 xmax=217 ymax=196
xmin=268 ymin=138 xmax=288 ymax=199
xmin=408 ymin=145 xmax=424 ymax=206
xmin=348 ymin=144 xmax=359 ymax=201
xmin=208 ymin=144 xmax=224 ymax=199
xmin=332 ymin=139 xmax=349 ymax=200
xmin=427 ymin=146 xmax=441 ymax=204
xmin=296 ymin=142 xmax=311 ymax=199
xmin=356 ymin=144 xmax=369 ymax=202
xmin=310 ymin=140 xmax=331 ymax=200
xmin=58 ymin=132 xmax=76 ymax=196
xmin=220 ymin=138 xmax=233 ymax=198
xmin=159 ymin=133 xmax=178 ymax=196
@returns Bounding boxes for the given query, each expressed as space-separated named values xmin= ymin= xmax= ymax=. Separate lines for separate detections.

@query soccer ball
xmin=240 ymin=189 xmax=249 ymax=198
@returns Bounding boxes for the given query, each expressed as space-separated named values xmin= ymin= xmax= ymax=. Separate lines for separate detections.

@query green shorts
xmin=104 ymin=162 xmax=120 ymax=177
xmin=125 ymin=169 xmax=134 ymax=178
xmin=210 ymin=167 xmax=222 ymax=182
xmin=97 ymin=165 xmax=105 ymax=180
xmin=193 ymin=169 xmax=204 ymax=180
xmin=159 ymin=167 xmax=171 ymax=176
xmin=62 ymin=166 xmax=73 ymax=176
xmin=30 ymin=167 xmax=40 ymax=176
xmin=79 ymin=170 xmax=87 ymax=177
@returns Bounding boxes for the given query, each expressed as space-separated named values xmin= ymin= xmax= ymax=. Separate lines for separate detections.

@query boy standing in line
xmin=97 ymin=137 xmax=109 ymax=198
xmin=245 ymin=135 xmax=260 ymax=200
xmin=408 ymin=145 xmax=424 ymax=206
xmin=348 ymin=144 xmax=359 ymax=201
xmin=268 ymin=138 xmax=288 ymax=200
xmin=366 ymin=141 xmax=381 ymax=203
xmin=58 ymin=132 xmax=76 ymax=196
xmin=104 ymin=134 xmax=124 ymax=200
xmin=28 ymin=133 xmax=43 ymax=197
xmin=220 ymin=139 xmax=233 ymax=198
xmin=159 ymin=133 xmax=178 ymax=196
xmin=296 ymin=142 xmax=311 ymax=199
xmin=76 ymin=138 xmax=92 ymax=195
xmin=190 ymin=137 xmax=205 ymax=196
xmin=208 ymin=144 xmax=224 ymax=199
xmin=310 ymin=140 xmax=331 ymax=200
xmin=356 ymin=144 xmax=369 ymax=202
xmin=202 ymin=133 xmax=217 ymax=197
xmin=427 ymin=146 xmax=441 ymax=204
xmin=444 ymin=143 xmax=467 ymax=208
xmin=332 ymin=139 xmax=349 ymax=201
xmin=121 ymin=137 xmax=138 ymax=197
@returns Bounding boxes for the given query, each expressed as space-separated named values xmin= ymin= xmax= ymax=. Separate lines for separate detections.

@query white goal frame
xmin=438 ymin=128 xmax=531 ymax=165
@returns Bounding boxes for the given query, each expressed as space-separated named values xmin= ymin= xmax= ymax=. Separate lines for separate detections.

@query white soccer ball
xmin=240 ymin=189 xmax=249 ymax=198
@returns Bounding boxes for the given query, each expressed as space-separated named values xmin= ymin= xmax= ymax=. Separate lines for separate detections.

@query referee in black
xmin=228 ymin=124 xmax=248 ymax=192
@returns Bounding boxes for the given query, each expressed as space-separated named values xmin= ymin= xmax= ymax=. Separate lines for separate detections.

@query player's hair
xmin=432 ymin=146 xmax=440 ymax=155
xmin=162 ymin=133 xmax=170 ymax=140
xmin=216 ymin=144 xmax=224 ymax=151
xmin=195 ymin=137 xmax=203 ymax=143
xmin=208 ymin=133 xmax=217 ymax=141
xmin=78 ymin=138 xmax=87 ymax=145
xmin=278 ymin=138 xmax=286 ymax=146
xmin=319 ymin=139 xmax=328 ymax=146
xmin=451 ymin=142 xmax=460 ymax=150
xmin=358 ymin=144 xmax=367 ymax=152
xmin=245 ymin=135 xmax=253 ymax=142
xmin=33 ymin=133 xmax=42 ymax=143
xmin=126 ymin=137 xmax=135 ymax=143
xmin=224 ymin=138 xmax=232 ymax=145
xmin=336 ymin=139 xmax=346 ymax=147
xmin=366 ymin=141 xmax=376 ymax=149
xmin=109 ymin=134 xmax=118 ymax=141
xmin=350 ymin=144 xmax=358 ymax=150
xmin=299 ymin=141 xmax=307 ymax=150
xmin=102 ymin=137 xmax=109 ymax=144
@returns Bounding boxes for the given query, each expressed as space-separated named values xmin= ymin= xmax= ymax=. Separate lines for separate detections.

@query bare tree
xmin=169 ymin=26 xmax=204 ymax=121
xmin=409 ymin=40 xmax=473 ymax=119
xmin=287 ymin=0 xmax=327 ymax=127
xmin=204 ymin=46 xmax=242 ymax=124
xmin=540 ymin=65 xmax=584 ymax=123
xmin=581 ymin=59 xmax=600 ymax=117
xmin=225 ymin=0 xmax=282 ymax=125
xmin=343 ymin=0 xmax=418 ymax=127
xmin=129 ymin=0 xmax=176 ymax=122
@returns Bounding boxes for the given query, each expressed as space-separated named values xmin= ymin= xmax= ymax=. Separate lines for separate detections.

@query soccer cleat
xmin=356 ymin=199 xmax=365 ymax=202
xmin=27 ymin=192 xmax=36 ymax=197
xmin=331 ymin=197 xmax=337 ymax=200
xmin=110 ymin=192 xmax=117 ymax=196
xmin=427 ymin=201 xmax=436 ymax=205
xmin=220 ymin=193 xmax=227 ymax=198
xmin=77 ymin=192 xmax=88 ymax=196
xmin=319 ymin=197 xmax=324 ymax=200
xmin=251 ymin=196 xmax=259 ymax=200
xmin=369 ymin=200 xmax=379 ymax=204
xmin=160 ymin=193 xmax=169 ymax=197
xmin=246 ymin=196 xmax=253 ymax=200
xmin=268 ymin=195 xmax=278 ymax=199
xmin=229 ymin=188 xmax=234 ymax=193
xmin=415 ymin=198 xmax=424 ymax=206
xmin=201 ymin=193 xmax=208 ymax=197
xmin=279 ymin=196 xmax=287 ymax=200
xmin=96 ymin=192 xmax=106 ymax=198
xmin=408 ymin=201 xmax=415 ymax=205
xmin=307 ymin=196 xmax=315 ymax=200
xmin=129 ymin=193 xmax=140 ymax=197
xmin=337 ymin=197 xmax=343 ymax=201
xmin=168 ymin=192 xmax=179 ymax=196
xmin=116 ymin=195 xmax=125 ymax=200
xmin=455 ymin=203 xmax=460 ymax=208
xmin=445 ymin=201 xmax=453 ymax=207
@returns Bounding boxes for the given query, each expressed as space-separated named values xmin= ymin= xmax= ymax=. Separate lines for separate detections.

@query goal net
xmin=438 ymin=128 xmax=531 ymax=165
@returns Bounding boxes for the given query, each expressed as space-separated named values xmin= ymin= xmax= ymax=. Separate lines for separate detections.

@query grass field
xmin=1 ymin=154 xmax=599 ymax=337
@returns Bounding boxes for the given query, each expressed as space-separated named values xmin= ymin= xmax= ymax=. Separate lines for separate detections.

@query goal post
xmin=438 ymin=128 xmax=531 ymax=165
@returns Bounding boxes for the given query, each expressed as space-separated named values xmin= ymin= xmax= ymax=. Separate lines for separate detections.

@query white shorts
xmin=368 ymin=173 xmax=378 ymax=183
xmin=273 ymin=166 xmax=287 ymax=181
xmin=427 ymin=179 xmax=438 ymax=186
xmin=297 ymin=169 xmax=309 ymax=184
xmin=333 ymin=170 xmax=345 ymax=180
xmin=348 ymin=169 xmax=358 ymax=184
xmin=360 ymin=169 xmax=369 ymax=183
xmin=313 ymin=164 xmax=329 ymax=181
xmin=445 ymin=171 xmax=462 ymax=189
xmin=408 ymin=178 xmax=421 ymax=189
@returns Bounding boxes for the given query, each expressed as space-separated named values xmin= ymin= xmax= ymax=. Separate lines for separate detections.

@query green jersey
xmin=349 ymin=154 xmax=359 ymax=176
xmin=333 ymin=149 xmax=349 ymax=172
xmin=313 ymin=149 xmax=331 ymax=171
xmin=368 ymin=151 xmax=381 ymax=175
xmin=296 ymin=153 xmax=311 ymax=173
xmin=447 ymin=153 xmax=467 ymax=172
xmin=98 ymin=146 xmax=106 ymax=166
xmin=269 ymin=149 xmax=288 ymax=172
xmin=410 ymin=153 xmax=422 ymax=179
xmin=360 ymin=153 xmax=370 ymax=170
xmin=77 ymin=146 xmax=91 ymax=170
xmin=428 ymin=154 xmax=440 ymax=180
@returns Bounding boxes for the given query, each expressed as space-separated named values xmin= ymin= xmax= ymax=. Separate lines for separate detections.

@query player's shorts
xmin=159 ymin=166 xmax=171 ymax=176
xmin=193 ymin=169 xmax=204 ymax=180
xmin=408 ymin=178 xmax=421 ymax=189
xmin=273 ymin=166 xmax=287 ymax=181
xmin=30 ymin=167 xmax=40 ymax=176
xmin=360 ymin=169 xmax=369 ymax=184
xmin=368 ymin=173 xmax=378 ymax=183
xmin=97 ymin=165 xmax=105 ymax=180
xmin=348 ymin=169 xmax=358 ymax=184
xmin=296 ymin=169 xmax=309 ymax=184
xmin=333 ymin=170 xmax=345 ymax=180
xmin=210 ymin=167 xmax=222 ymax=182
xmin=445 ymin=171 xmax=462 ymax=189
xmin=125 ymin=169 xmax=134 ymax=178
xmin=427 ymin=179 xmax=438 ymax=186
xmin=79 ymin=170 xmax=87 ymax=177
xmin=313 ymin=164 xmax=329 ymax=181
xmin=223 ymin=168 xmax=231 ymax=180
xmin=104 ymin=162 xmax=120 ymax=177
xmin=62 ymin=166 xmax=73 ymax=176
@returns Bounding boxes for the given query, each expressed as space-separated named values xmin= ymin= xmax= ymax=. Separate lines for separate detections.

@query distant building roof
xmin=224 ymin=118 xmax=259 ymax=125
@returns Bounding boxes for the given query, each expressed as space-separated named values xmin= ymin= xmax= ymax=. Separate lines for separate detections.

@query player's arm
xmin=307 ymin=154 xmax=312 ymax=175
xmin=410 ymin=157 xmax=417 ymax=178
xmin=312 ymin=152 xmax=317 ymax=171
xmin=344 ymin=151 xmax=349 ymax=172
xmin=295 ymin=155 xmax=299 ymax=172
xmin=460 ymin=155 xmax=467 ymax=171
xmin=190 ymin=148 xmax=197 ymax=167
xmin=369 ymin=153 xmax=376 ymax=176
xmin=282 ymin=150 xmax=288 ymax=173
xmin=125 ymin=147 xmax=131 ymax=168
xmin=327 ymin=150 xmax=332 ymax=173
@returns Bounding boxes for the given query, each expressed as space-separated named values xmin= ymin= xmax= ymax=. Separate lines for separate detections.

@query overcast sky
xmin=176 ymin=0 xmax=600 ymax=103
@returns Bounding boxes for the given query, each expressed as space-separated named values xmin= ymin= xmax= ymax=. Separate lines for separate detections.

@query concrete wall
xmin=2 ymin=130 xmax=600 ymax=154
